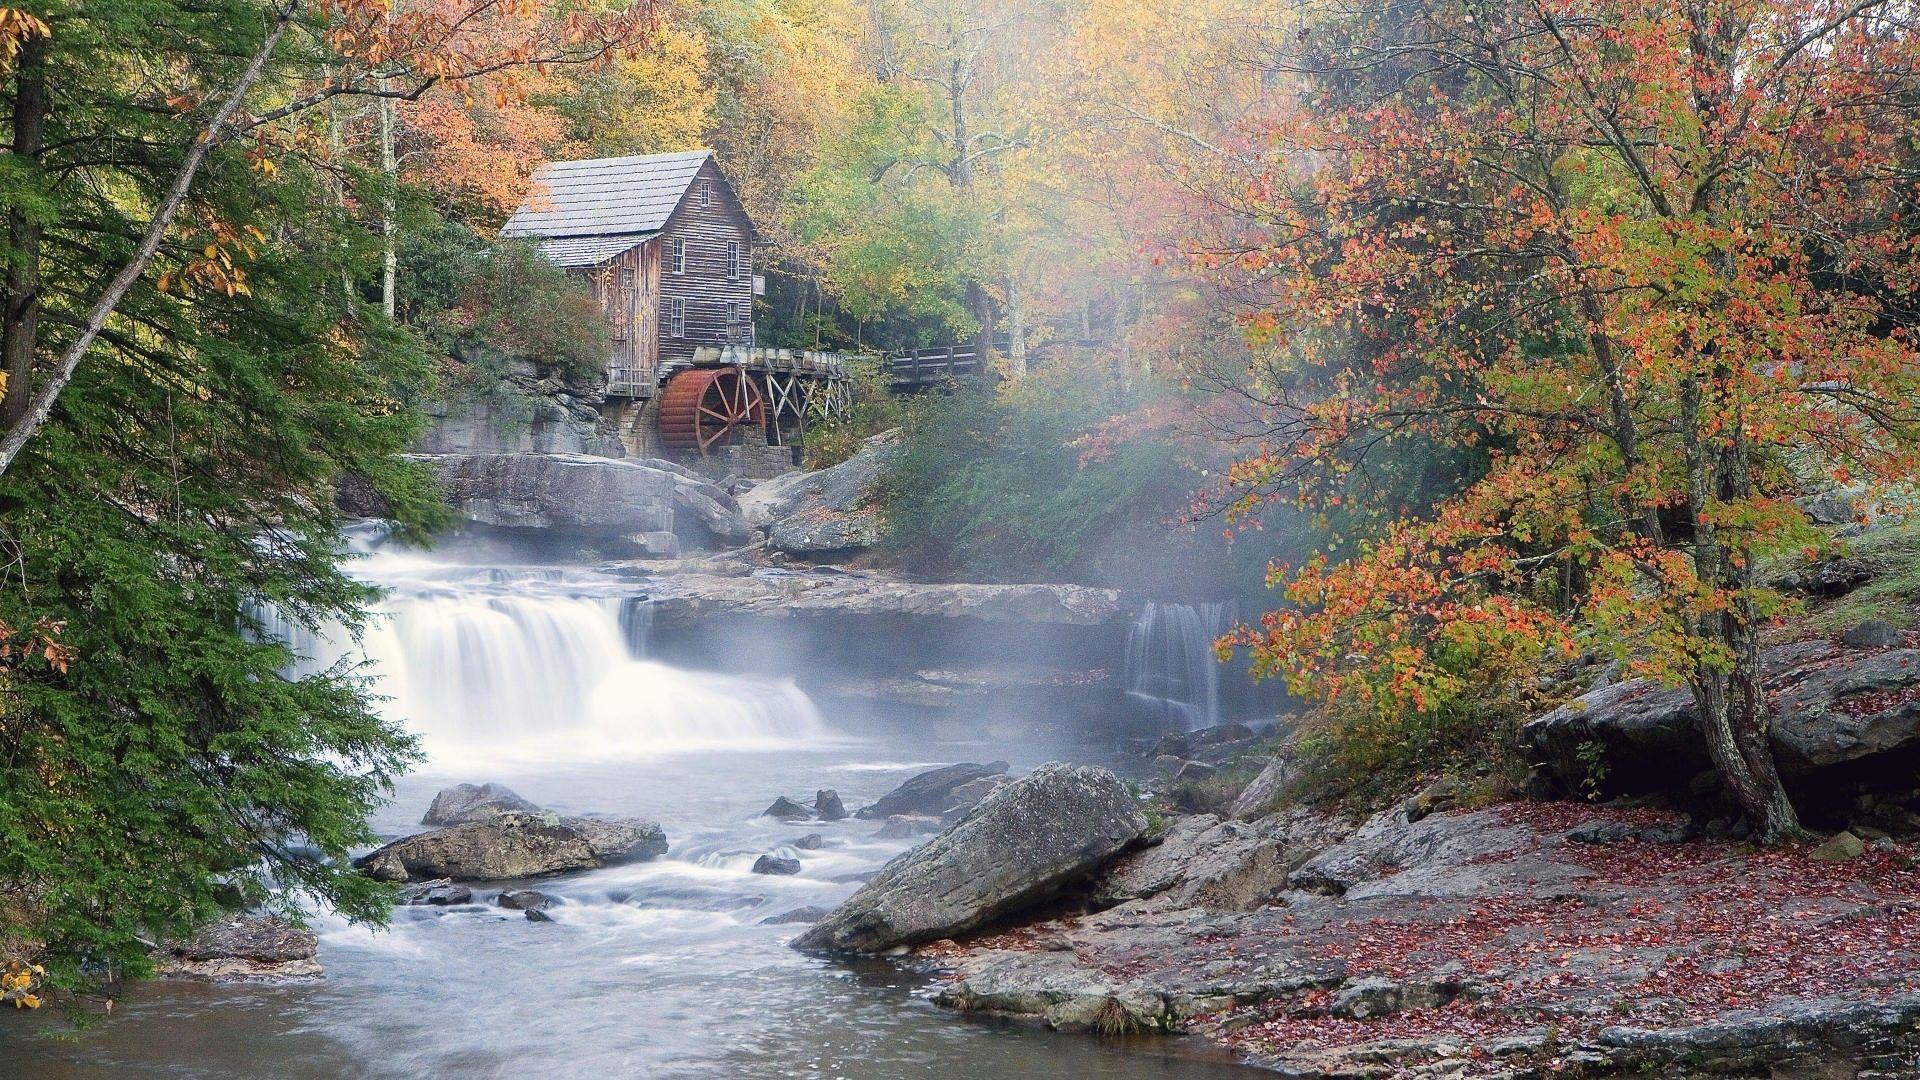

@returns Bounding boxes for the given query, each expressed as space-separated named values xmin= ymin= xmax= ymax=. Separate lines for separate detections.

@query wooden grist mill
xmin=499 ymin=149 xmax=849 ymax=471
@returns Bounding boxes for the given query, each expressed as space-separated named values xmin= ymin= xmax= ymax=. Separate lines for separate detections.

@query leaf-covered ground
xmin=925 ymin=801 xmax=1920 ymax=1076
xmin=1221 ymin=805 xmax=1920 ymax=1056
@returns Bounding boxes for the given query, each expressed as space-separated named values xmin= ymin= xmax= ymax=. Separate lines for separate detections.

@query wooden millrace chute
xmin=656 ymin=366 xmax=765 ymax=453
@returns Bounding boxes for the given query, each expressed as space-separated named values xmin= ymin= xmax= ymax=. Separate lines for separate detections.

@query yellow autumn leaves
xmin=2 ymin=959 xmax=45 ymax=1008
xmin=0 ymin=8 xmax=49 ymax=70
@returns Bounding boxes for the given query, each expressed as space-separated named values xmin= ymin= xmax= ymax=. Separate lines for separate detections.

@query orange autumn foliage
xmin=1210 ymin=0 xmax=1920 ymax=836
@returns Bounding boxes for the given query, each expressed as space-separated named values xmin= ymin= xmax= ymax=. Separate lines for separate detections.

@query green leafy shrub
xmin=875 ymin=371 xmax=1194 ymax=583
xmin=802 ymin=354 xmax=903 ymax=468
xmin=399 ymin=219 xmax=609 ymax=390
xmin=1287 ymin=648 xmax=1545 ymax=810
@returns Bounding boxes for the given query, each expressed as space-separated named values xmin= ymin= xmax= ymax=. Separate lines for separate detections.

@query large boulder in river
xmin=854 ymin=761 xmax=1010 ymax=820
xmin=794 ymin=764 xmax=1146 ymax=953
xmin=940 ymin=775 xmax=1010 ymax=826
xmin=422 ymin=782 xmax=541 ymax=826
xmin=563 ymin=815 xmax=671 ymax=865
xmin=355 ymin=812 xmax=666 ymax=882
xmin=739 ymin=430 xmax=901 ymax=556
xmin=762 ymin=796 xmax=813 ymax=820
xmin=397 ymin=879 xmax=472 ymax=906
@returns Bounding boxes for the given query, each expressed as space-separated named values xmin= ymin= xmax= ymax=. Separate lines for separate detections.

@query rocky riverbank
xmin=783 ymin=698 xmax=1920 ymax=1076
xmin=913 ymin=797 xmax=1920 ymax=1077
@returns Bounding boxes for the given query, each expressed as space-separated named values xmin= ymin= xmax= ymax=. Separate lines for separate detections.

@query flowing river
xmin=5 ymin=548 xmax=1267 ymax=1078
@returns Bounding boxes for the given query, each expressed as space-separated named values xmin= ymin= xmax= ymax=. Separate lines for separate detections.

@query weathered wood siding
xmin=576 ymin=238 xmax=661 ymax=398
xmin=655 ymin=158 xmax=755 ymax=369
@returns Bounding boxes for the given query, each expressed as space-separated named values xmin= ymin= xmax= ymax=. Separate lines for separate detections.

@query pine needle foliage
xmin=0 ymin=0 xmax=443 ymax=978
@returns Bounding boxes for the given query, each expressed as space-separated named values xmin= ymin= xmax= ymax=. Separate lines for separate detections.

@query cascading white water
xmin=258 ymin=549 xmax=828 ymax=767
xmin=372 ymin=593 xmax=628 ymax=747
xmin=1122 ymin=601 xmax=1232 ymax=731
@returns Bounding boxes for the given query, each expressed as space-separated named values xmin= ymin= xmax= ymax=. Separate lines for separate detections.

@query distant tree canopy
xmin=876 ymin=372 xmax=1255 ymax=589
xmin=399 ymin=223 xmax=610 ymax=389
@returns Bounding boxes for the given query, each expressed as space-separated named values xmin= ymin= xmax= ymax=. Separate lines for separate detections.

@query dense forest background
xmin=5 ymin=0 xmax=1920 ymax=989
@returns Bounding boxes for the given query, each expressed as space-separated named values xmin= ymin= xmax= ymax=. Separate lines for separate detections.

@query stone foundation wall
xmin=701 ymin=440 xmax=797 ymax=482
xmin=603 ymin=398 xmax=665 ymax=459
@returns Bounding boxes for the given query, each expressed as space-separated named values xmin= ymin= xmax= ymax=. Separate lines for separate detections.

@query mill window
xmin=669 ymin=298 xmax=685 ymax=338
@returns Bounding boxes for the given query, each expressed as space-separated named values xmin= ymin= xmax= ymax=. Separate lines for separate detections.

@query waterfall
xmin=254 ymin=558 xmax=827 ymax=767
xmin=372 ymin=593 xmax=629 ymax=748
xmin=619 ymin=596 xmax=656 ymax=657
xmin=1123 ymin=602 xmax=1232 ymax=731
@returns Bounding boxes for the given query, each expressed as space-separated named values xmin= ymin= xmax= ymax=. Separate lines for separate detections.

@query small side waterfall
xmin=619 ymin=596 xmax=656 ymax=657
xmin=1122 ymin=602 xmax=1233 ymax=731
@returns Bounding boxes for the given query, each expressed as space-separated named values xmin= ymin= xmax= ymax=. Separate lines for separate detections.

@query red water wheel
xmin=656 ymin=366 xmax=766 ymax=453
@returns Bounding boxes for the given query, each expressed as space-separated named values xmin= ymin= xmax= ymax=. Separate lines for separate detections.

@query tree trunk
xmin=326 ymin=66 xmax=354 ymax=301
xmin=1680 ymin=378 xmax=1801 ymax=842
xmin=964 ymin=279 xmax=994 ymax=358
xmin=378 ymin=91 xmax=398 ymax=321
xmin=1005 ymin=274 xmax=1027 ymax=379
xmin=1575 ymin=285 xmax=1661 ymax=545
xmin=1 ymin=34 xmax=51 ymax=426
xmin=945 ymin=58 xmax=996 ymax=363
xmin=1691 ymin=620 xmax=1800 ymax=842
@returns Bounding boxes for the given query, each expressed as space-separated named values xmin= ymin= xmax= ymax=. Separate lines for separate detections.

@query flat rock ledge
xmin=914 ymin=801 xmax=1920 ymax=1077
xmin=639 ymin=569 xmax=1126 ymax=627
xmin=158 ymin=914 xmax=321 ymax=982
xmin=417 ymin=452 xmax=750 ymax=547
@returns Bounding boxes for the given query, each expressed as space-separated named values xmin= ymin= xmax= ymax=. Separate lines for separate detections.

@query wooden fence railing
xmin=885 ymin=341 xmax=1008 ymax=390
